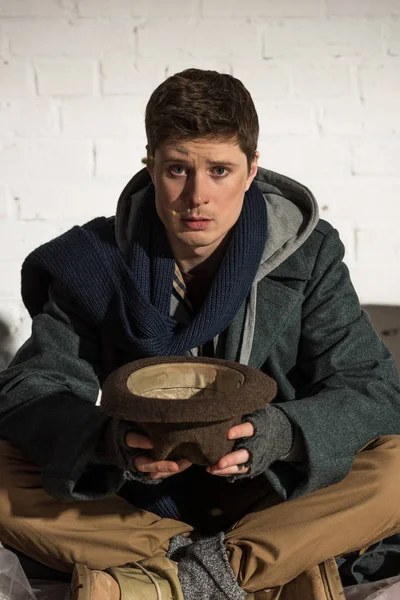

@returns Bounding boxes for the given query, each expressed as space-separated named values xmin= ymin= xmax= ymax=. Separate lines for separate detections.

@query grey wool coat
xmin=0 ymin=167 xmax=399 ymax=517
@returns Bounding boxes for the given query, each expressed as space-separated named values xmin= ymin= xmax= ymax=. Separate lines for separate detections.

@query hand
xmin=206 ymin=421 xmax=254 ymax=477
xmin=126 ymin=431 xmax=192 ymax=480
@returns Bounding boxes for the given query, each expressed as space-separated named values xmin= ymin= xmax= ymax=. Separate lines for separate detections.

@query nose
xmin=184 ymin=172 xmax=210 ymax=209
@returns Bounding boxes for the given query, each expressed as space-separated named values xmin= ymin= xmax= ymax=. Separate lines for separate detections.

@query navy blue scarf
xmin=22 ymin=181 xmax=267 ymax=358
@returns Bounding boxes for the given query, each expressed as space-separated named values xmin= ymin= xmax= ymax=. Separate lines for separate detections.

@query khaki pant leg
xmin=0 ymin=441 xmax=192 ymax=573
xmin=225 ymin=435 xmax=400 ymax=594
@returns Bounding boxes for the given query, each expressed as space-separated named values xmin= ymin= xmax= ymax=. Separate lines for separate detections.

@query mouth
xmin=181 ymin=217 xmax=212 ymax=230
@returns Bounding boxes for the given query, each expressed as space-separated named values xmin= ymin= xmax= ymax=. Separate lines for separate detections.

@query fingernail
xmin=230 ymin=432 xmax=236 ymax=439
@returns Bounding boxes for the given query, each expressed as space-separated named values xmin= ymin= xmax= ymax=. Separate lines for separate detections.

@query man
xmin=0 ymin=69 xmax=399 ymax=600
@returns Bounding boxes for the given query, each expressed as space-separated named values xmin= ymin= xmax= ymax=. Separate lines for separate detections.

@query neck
xmin=174 ymin=235 xmax=231 ymax=275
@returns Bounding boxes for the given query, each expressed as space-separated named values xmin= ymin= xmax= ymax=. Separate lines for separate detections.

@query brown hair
xmin=145 ymin=69 xmax=259 ymax=170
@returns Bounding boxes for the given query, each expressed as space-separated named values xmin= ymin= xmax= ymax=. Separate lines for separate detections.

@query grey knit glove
xmin=231 ymin=404 xmax=294 ymax=480
xmin=97 ymin=417 xmax=161 ymax=484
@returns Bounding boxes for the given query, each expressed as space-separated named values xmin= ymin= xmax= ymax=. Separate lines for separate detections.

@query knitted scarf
xmin=21 ymin=181 xmax=267 ymax=358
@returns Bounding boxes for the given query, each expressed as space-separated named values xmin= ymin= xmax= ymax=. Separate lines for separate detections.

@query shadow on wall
xmin=0 ymin=318 xmax=13 ymax=371
xmin=362 ymin=306 xmax=400 ymax=375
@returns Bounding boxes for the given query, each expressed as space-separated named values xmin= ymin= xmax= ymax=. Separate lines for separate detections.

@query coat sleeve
xmin=0 ymin=283 xmax=125 ymax=501
xmin=269 ymin=225 xmax=400 ymax=499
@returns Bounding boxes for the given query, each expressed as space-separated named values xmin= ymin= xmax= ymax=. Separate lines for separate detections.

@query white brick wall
xmin=0 ymin=58 xmax=36 ymax=96
xmin=0 ymin=0 xmax=400 ymax=357
xmin=35 ymin=58 xmax=99 ymax=96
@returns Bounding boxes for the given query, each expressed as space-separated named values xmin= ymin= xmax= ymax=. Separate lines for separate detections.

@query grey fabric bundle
xmin=168 ymin=532 xmax=245 ymax=600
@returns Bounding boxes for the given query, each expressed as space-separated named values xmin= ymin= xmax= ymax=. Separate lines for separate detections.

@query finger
xmin=126 ymin=431 xmax=154 ymax=450
xmin=150 ymin=471 xmax=175 ymax=480
xmin=211 ymin=449 xmax=250 ymax=471
xmin=208 ymin=464 xmax=249 ymax=477
xmin=228 ymin=422 xmax=254 ymax=440
xmin=134 ymin=455 xmax=180 ymax=474
xmin=149 ymin=459 xmax=192 ymax=480
xmin=177 ymin=459 xmax=192 ymax=471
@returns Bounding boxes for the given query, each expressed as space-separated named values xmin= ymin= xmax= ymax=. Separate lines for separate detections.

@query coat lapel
xmin=221 ymin=246 xmax=312 ymax=367
xmin=215 ymin=300 xmax=246 ymax=361
xmin=248 ymin=277 xmax=305 ymax=369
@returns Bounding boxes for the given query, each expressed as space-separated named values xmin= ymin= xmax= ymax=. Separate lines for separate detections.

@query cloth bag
xmin=0 ymin=547 xmax=35 ymax=600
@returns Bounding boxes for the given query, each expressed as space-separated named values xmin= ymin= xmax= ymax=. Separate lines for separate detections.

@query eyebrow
xmin=160 ymin=156 xmax=239 ymax=167
xmin=205 ymin=160 xmax=238 ymax=167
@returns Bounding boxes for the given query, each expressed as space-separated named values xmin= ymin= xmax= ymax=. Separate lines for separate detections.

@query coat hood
xmin=253 ymin=167 xmax=319 ymax=280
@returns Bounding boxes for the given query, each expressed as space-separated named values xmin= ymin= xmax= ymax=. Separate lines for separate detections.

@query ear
xmin=245 ymin=151 xmax=259 ymax=191
xmin=145 ymin=144 xmax=155 ymax=182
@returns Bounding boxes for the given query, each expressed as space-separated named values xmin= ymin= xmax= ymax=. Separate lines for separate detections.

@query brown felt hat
xmin=101 ymin=356 xmax=277 ymax=466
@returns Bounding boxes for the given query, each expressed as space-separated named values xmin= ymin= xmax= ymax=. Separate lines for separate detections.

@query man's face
xmin=147 ymin=138 xmax=258 ymax=264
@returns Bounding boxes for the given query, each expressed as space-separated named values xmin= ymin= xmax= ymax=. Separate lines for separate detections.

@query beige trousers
xmin=1 ymin=437 xmax=400 ymax=594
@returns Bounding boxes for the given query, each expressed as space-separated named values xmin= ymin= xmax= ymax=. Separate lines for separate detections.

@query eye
xmin=169 ymin=165 xmax=187 ymax=176
xmin=211 ymin=166 xmax=229 ymax=176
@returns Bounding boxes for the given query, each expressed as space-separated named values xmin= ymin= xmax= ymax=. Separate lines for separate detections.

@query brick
xmin=78 ymin=0 xmax=200 ymax=17
xmin=15 ymin=180 xmax=125 ymax=220
xmin=0 ymin=298 xmax=33 ymax=360
xmin=317 ymin=99 xmax=364 ymax=135
xmin=256 ymin=102 xmax=316 ymax=135
xmin=0 ymin=188 xmax=11 ymax=220
xmin=0 ymin=300 xmax=21 ymax=333
xmin=0 ymin=187 xmax=7 ymax=218
xmin=0 ymin=219 xmax=64 ymax=261
xmin=359 ymin=60 xmax=400 ymax=98
xmin=0 ymin=141 xmax=93 ymax=182
xmin=257 ymin=138 xmax=351 ymax=182
xmin=94 ymin=139 xmax=145 ymax=178
xmin=138 ymin=19 xmax=261 ymax=58
xmin=61 ymin=97 xmax=145 ymax=137
xmin=352 ymin=142 xmax=400 ymax=176
xmin=387 ymin=20 xmax=400 ymax=55
xmin=137 ymin=0 xmax=201 ymax=17
xmin=0 ymin=261 xmax=22 ymax=298
xmin=101 ymin=58 xmax=164 ymax=96
xmin=364 ymin=99 xmax=400 ymax=135
xmin=0 ymin=0 xmax=73 ymax=17
xmin=232 ymin=60 xmax=291 ymax=100
xmin=292 ymin=60 xmax=351 ymax=98
xmin=0 ymin=98 xmax=59 ymax=137
xmin=355 ymin=223 xmax=400 ymax=266
xmin=0 ymin=26 xmax=6 ymax=56
xmin=0 ymin=59 xmax=35 ymax=97
xmin=309 ymin=178 xmax=400 ymax=219
xmin=202 ymin=0 xmax=324 ymax=17
xmin=349 ymin=262 xmax=399 ymax=305
xmin=263 ymin=19 xmax=382 ymax=58
xmin=35 ymin=58 xmax=98 ymax=95
xmin=326 ymin=0 xmax=400 ymax=17
xmin=4 ymin=19 xmax=137 ymax=57
xmin=77 ymin=0 xmax=138 ymax=16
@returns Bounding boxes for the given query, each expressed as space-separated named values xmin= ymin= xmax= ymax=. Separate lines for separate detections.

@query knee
xmin=0 ymin=440 xmax=42 ymax=533
xmin=364 ymin=435 xmax=400 ymax=474
xmin=361 ymin=435 xmax=400 ymax=518
xmin=0 ymin=442 xmax=20 ymax=543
